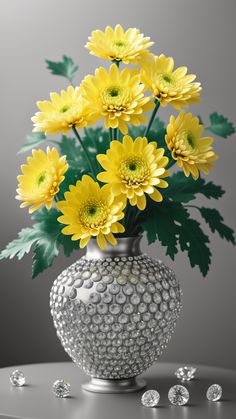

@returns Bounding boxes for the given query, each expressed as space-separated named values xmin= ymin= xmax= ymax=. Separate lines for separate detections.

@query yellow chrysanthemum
xmin=16 ymin=147 xmax=68 ymax=213
xmin=57 ymin=175 xmax=125 ymax=249
xmin=32 ymin=85 xmax=97 ymax=135
xmin=80 ymin=63 xmax=153 ymax=135
xmin=97 ymin=136 xmax=169 ymax=210
xmin=85 ymin=24 xmax=154 ymax=64
xmin=165 ymin=111 xmax=218 ymax=179
xmin=140 ymin=54 xmax=201 ymax=109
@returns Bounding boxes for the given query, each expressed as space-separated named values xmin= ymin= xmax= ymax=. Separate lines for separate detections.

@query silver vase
xmin=50 ymin=236 xmax=182 ymax=393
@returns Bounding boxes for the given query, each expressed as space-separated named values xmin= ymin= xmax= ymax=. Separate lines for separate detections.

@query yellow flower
xmin=32 ymin=86 xmax=97 ymax=135
xmin=85 ymin=24 xmax=153 ymax=64
xmin=140 ymin=54 xmax=201 ymax=109
xmin=16 ymin=147 xmax=68 ymax=213
xmin=97 ymin=136 xmax=169 ymax=210
xmin=57 ymin=175 xmax=125 ymax=249
xmin=80 ymin=63 xmax=153 ymax=134
xmin=165 ymin=111 xmax=218 ymax=179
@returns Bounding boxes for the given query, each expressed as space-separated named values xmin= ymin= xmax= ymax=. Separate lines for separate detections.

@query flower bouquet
xmin=1 ymin=24 xmax=235 ymax=277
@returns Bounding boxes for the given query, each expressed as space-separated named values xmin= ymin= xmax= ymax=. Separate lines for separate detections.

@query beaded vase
xmin=50 ymin=236 xmax=182 ymax=393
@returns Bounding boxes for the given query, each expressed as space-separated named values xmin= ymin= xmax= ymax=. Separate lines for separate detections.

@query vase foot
xmin=82 ymin=376 xmax=146 ymax=393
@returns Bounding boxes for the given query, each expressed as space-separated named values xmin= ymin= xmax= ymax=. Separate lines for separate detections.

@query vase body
xmin=50 ymin=237 xmax=182 ymax=392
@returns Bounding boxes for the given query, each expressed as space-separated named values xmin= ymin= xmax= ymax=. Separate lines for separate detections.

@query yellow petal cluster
xmin=32 ymin=86 xmax=97 ymax=135
xmin=140 ymin=54 xmax=201 ymax=109
xmin=57 ymin=175 xmax=125 ymax=249
xmin=16 ymin=147 xmax=68 ymax=213
xmin=80 ymin=63 xmax=153 ymax=135
xmin=165 ymin=111 xmax=218 ymax=179
xmin=97 ymin=136 xmax=169 ymax=210
xmin=85 ymin=24 xmax=153 ymax=64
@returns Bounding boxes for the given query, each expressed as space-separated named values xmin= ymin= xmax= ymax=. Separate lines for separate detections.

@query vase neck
xmin=86 ymin=236 xmax=142 ymax=259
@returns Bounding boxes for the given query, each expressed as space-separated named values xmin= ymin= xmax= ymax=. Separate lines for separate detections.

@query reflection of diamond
xmin=10 ymin=370 xmax=25 ymax=387
xmin=206 ymin=384 xmax=222 ymax=401
xmin=141 ymin=390 xmax=160 ymax=407
xmin=52 ymin=379 xmax=71 ymax=398
xmin=168 ymin=385 xmax=189 ymax=405
xmin=175 ymin=366 xmax=196 ymax=381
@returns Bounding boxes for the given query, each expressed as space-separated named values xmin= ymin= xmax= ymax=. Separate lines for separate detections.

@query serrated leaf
xmin=45 ymin=55 xmax=79 ymax=83
xmin=0 ymin=227 xmax=40 ymax=260
xmin=208 ymin=112 xmax=235 ymax=138
xmin=141 ymin=202 xmax=184 ymax=259
xmin=32 ymin=239 xmax=59 ymax=278
xmin=140 ymin=201 xmax=211 ymax=276
xmin=199 ymin=207 xmax=235 ymax=244
xmin=17 ymin=132 xmax=46 ymax=155
xmin=165 ymin=172 xmax=225 ymax=202
xmin=57 ymin=234 xmax=81 ymax=257
xmin=178 ymin=217 xmax=211 ymax=276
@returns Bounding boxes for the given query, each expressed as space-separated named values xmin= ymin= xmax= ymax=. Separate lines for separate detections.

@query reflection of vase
xmin=50 ymin=236 xmax=182 ymax=393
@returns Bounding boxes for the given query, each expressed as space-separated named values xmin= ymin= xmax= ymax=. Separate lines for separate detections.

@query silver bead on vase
xmin=50 ymin=237 xmax=182 ymax=386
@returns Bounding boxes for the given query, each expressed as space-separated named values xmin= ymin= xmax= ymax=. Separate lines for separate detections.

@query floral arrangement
xmin=1 ymin=25 xmax=235 ymax=278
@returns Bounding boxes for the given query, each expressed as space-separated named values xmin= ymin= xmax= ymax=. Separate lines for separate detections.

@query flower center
xmin=108 ymin=87 xmax=119 ymax=97
xmin=102 ymin=85 xmax=128 ymax=113
xmin=38 ymin=172 xmax=46 ymax=186
xmin=114 ymin=40 xmax=125 ymax=48
xmin=60 ymin=105 xmax=70 ymax=113
xmin=162 ymin=74 xmax=172 ymax=83
xmin=119 ymin=156 xmax=150 ymax=185
xmin=35 ymin=170 xmax=59 ymax=196
xmin=186 ymin=133 xmax=195 ymax=148
xmin=79 ymin=200 xmax=108 ymax=229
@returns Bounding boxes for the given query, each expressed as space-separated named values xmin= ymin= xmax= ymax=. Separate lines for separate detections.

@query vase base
xmin=82 ymin=376 xmax=146 ymax=393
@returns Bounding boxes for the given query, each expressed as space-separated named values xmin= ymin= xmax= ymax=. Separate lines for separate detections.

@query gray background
xmin=0 ymin=0 xmax=235 ymax=370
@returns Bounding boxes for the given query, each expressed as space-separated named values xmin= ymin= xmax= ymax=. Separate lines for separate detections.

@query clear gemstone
xmin=141 ymin=389 xmax=160 ymax=407
xmin=206 ymin=384 xmax=222 ymax=401
xmin=52 ymin=379 xmax=71 ymax=398
xmin=168 ymin=385 xmax=189 ymax=405
xmin=175 ymin=366 xmax=196 ymax=381
xmin=10 ymin=370 xmax=25 ymax=387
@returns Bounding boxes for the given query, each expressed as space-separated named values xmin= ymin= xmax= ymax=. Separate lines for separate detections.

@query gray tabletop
xmin=0 ymin=362 xmax=236 ymax=419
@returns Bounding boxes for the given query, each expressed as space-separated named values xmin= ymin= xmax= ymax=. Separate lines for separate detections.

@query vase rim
xmin=86 ymin=235 xmax=142 ymax=259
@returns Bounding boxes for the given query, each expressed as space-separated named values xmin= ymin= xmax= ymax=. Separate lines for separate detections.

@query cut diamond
xmin=141 ymin=389 xmax=160 ymax=407
xmin=168 ymin=385 xmax=189 ymax=405
xmin=52 ymin=379 xmax=71 ymax=398
xmin=206 ymin=384 xmax=222 ymax=401
xmin=175 ymin=366 xmax=196 ymax=381
xmin=10 ymin=370 xmax=25 ymax=387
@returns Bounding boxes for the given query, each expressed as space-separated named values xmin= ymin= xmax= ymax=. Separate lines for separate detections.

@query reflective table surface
xmin=0 ymin=362 xmax=235 ymax=418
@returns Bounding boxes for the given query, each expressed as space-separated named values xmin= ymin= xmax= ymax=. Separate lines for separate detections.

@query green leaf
xmin=57 ymin=234 xmax=81 ymax=257
xmin=165 ymin=172 xmax=225 ymax=202
xmin=140 ymin=201 xmax=211 ymax=276
xmin=0 ymin=227 xmax=40 ymax=260
xmin=83 ymin=127 xmax=110 ymax=174
xmin=208 ymin=112 xmax=235 ymax=138
xmin=32 ymin=238 xmax=59 ymax=278
xmin=141 ymin=202 xmax=184 ymax=259
xmin=128 ymin=125 xmax=146 ymax=138
xmin=17 ymin=132 xmax=46 ymax=155
xmin=199 ymin=207 xmax=235 ymax=244
xmin=45 ymin=55 xmax=79 ymax=83
xmin=57 ymin=134 xmax=91 ymax=174
xmin=178 ymin=217 xmax=211 ymax=276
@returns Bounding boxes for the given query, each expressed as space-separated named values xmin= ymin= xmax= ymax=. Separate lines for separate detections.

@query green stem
xmin=109 ymin=128 xmax=113 ymax=142
xmin=144 ymin=99 xmax=160 ymax=137
xmin=72 ymin=125 xmax=97 ymax=179
xmin=113 ymin=128 xmax=118 ymax=140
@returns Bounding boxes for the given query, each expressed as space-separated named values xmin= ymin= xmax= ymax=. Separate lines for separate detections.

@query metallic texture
xmin=82 ymin=377 xmax=146 ymax=393
xmin=50 ymin=237 xmax=182 ymax=393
